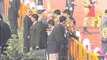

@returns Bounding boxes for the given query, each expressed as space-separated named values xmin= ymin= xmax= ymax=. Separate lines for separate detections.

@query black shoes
xmin=83 ymin=31 xmax=91 ymax=34
xmin=83 ymin=27 xmax=92 ymax=34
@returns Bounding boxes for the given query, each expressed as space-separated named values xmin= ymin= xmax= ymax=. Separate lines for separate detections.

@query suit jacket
xmin=38 ymin=22 xmax=48 ymax=49
xmin=23 ymin=15 xmax=32 ymax=39
xmin=100 ymin=16 xmax=107 ymax=42
xmin=30 ymin=22 xmax=48 ymax=49
xmin=23 ymin=15 xmax=32 ymax=52
xmin=47 ymin=24 xmax=66 ymax=53
xmin=30 ymin=22 xmax=41 ymax=48
xmin=0 ymin=21 xmax=11 ymax=48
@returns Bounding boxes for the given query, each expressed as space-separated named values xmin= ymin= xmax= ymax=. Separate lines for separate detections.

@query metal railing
xmin=68 ymin=38 xmax=99 ymax=60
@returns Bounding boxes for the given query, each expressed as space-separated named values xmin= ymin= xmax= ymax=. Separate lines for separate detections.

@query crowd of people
xmin=0 ymin=0 xmax=107 ymax=60
xmin=22 ymin=9 xmax=78 ymax=60
xmin=100 ymin=9 xmax=107 ymax=56
xmin=0 ymin=8 xmax=78 ymax=60
xmin=0 ymin=0 xmax=79 ymax=60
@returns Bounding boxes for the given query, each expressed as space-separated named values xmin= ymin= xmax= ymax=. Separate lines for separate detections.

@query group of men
xmin=1 ymin=0 xmax=107 ymax=59
xmin=23 ymin=8 xmax=77 ymax=60
xmin=7 ymin=0 xmax=77 ymax=39
xmin=1 ymin=0 xmax=77 ymax=60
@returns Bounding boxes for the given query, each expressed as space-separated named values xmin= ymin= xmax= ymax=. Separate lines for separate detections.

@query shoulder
xmin=24 ymin=15 xmax=30 ymax=20
xmin=103 ymin=16 xmax=107 ymax=19
xmin=56 ymin=24 xmax=64 ymax=31
xmin=0 ymin=21 xmax=8 ymax=26
xmin=102 ymin=16 xmax=107 ymax=21
xmin=0 ymin=21 xmax=10 ymax=30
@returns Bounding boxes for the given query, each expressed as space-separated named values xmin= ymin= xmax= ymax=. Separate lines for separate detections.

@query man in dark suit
xmin=30 ymin=14 xmax=41 ymax=50
xmin=23 ymin=9 xmax=33 ymax=53
xmin=63 ymin=9 xmax=77 ymax=40
xmin=47 ymin=16 xmax=67 ymax=60
xmin=100 ymin=9 xmax=107 ymax=56
xmin=47 ymin=19 xmax=56 ymax=60
xmin=30 ymin=14 xmax=48 ymax=50
xmin=8 ymin=0 xmax=20 ymax=38
xmin=0 ymin=14 xmax=11 ymax=53
xmin=38 ymin=17 xmax=48 ymax=49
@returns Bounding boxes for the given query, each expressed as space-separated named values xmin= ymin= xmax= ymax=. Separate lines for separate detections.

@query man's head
xmin=42 ymin=10 xmax=49 ymax=17
xmin=30 ymin=14 xmax=39 ymax=22
xmin=26 ymin=8 xmax=32 ymax=16
xmin=69 ymin=16 xmax=76 ymax=25
xmin=105 ymin=9 xmax=107 ymax=14
xmin=47 ymin=13 xmax=54 ymax=21
xmin=59 ymin=16 xmax=66 ymax=25
xmin=0 ymin=14 xmax=3 ymax=21
xmin=54 ymin=9 xmax=61 ymax=16
xmin=48 ymin=19 xmax=55 ymax=29
xmin=63 ymin=9 xmax=71 ymax=17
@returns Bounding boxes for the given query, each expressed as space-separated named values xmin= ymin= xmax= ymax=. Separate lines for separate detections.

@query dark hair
xmin=42 ymin=9 xmax=46 ymax=13
xmin=0 ymin=14 xmax=3 ymax=21
xmin=59 ymin=16 xmax=66 ymax=22
xmin=63 ymin=9 xmax=71 ymax=15
xmin=105 ymin=9 xmax=107 ymax=13
xmin=69 ymin=16 xmax=76 ymax=25
xmin=32 ymin=14 xmax=39 ymax=21
xmin=48 ymin=19 xmax=55 ymax=26
xmin=54 ymin=9 xmax=61 ymax=15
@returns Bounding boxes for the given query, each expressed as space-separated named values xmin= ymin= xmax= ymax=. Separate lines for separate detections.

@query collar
xmin=51 ymin=26 xmax=55 ymax=31
xmin=33 ymin=21 xmax=37 ymax=25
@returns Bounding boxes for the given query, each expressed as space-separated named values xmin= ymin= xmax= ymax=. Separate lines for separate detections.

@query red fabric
xmin=87 ymin=4 xmax=95 ymax=17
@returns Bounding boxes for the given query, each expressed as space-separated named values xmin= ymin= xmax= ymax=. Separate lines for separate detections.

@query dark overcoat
xmin=0 ymin=21 xmax=11 ymax=50
xmin=23 ymin=15 xmax=32 ymax=52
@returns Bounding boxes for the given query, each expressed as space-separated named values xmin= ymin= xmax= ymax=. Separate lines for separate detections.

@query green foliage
xmin=1 ymin=35 xmax=43 ymax=60
xmin=2 ymin=14 xmax=43 ymax=60
xmin=2 ymin=37 xmax=23 ymax=60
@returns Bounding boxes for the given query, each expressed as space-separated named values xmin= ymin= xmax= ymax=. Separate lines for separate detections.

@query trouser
xmin=83 ymin=7 xmax=89 ymax=27
xmin=102 ymin=42 xmax=107 ymax=56
xmin=8 ymin=14 xmax=18 ymax=35
xmin=0 ymin=1 xmax=4 ymax=14
xmin=23 ymin=38 xmax=30 ymax=52
xmin=0 ymin=46 xmax=1 ymax=59
xmin=70 ymin=6 xmax=74 ymax=16
xmin=83 ymin=17 xmax=89 ymax=27
xmin=66 ymin=6 xmax=74 ymax=16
